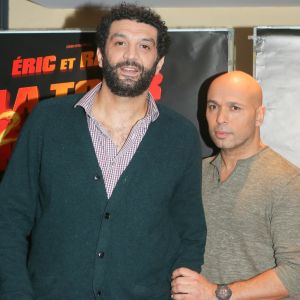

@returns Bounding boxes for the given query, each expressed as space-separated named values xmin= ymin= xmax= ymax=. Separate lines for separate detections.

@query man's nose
xmin=216 ymin=108 xmax=228 ymax=124
xmin=123 ymin=44 xmax=137 ymax=60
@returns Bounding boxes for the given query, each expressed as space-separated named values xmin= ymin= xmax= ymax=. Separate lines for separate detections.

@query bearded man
xmin=0 ymin=3 xmax=206 ymax=299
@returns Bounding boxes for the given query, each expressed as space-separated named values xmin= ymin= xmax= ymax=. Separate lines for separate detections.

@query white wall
xmin=9 ymin=0 xmax=300 ymax=29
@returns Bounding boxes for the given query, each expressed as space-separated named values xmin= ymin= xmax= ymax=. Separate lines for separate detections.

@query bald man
xmin=171 ymin=71 xmax=300 ymax=299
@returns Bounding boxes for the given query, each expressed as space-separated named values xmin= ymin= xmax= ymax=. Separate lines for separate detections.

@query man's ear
xmin=155 ymin=56 xmax=165 ymax=75
xmin=97 ymin=48 xmax=103 ymax=68
xmin=256 ymin=105 xmax=266 ymax=127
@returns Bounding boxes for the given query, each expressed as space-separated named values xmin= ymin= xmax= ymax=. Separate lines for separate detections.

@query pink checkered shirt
xmin=75 ymin=83 xmax=159 ymax=198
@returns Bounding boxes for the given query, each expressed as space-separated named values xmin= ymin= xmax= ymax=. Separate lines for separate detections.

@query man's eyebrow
xmin=207 ymin=99 xmax=245 ymax=107
xmin=227 ymin=101 xmax=245 ymax=107
xmin=110 ymin=33 xmax=156 ymax=45
xmin=207 ymin=99 xmax=218 ymax=104
xmin=140 ymin=38 xmax=156 ymax=45
xmin=110 ymin=33 xmax=126 ymax=39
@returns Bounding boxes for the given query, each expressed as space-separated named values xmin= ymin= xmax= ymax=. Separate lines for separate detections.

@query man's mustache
xmin=115 ymin=60 xmax=144 ymax=72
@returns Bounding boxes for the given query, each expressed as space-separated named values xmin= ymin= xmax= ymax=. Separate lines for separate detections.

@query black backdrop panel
xmin=162 ymin=30 xmax=231 ymax=157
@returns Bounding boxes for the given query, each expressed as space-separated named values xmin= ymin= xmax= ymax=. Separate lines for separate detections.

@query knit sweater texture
xmin=0 ymin=94 xmax=206 ymax=300
xmin=201 ymin=147 xmax=300 ymax=298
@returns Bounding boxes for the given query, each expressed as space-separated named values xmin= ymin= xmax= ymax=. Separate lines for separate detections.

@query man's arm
xmin=170 ymin=127 xmax=206 ymax=273
xmin=0 ymin=108 xmax=43 ymax=299
xmin=171 ymin=267 xmax=288 ymax=300
xmin=171 ymin=174 xmax=300 ymax=299
xmin=270 ymin=174 xmax=300 ymax=298
xmin=172 ymin=171 xmax=300 ymax=300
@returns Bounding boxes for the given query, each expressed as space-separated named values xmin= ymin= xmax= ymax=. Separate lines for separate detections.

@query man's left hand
xmin=171 ymin=267 xmax=217 ymax=300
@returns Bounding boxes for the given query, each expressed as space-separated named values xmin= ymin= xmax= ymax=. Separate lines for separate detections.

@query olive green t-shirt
xmin=201 ymin=147 xmax=300 ymax=298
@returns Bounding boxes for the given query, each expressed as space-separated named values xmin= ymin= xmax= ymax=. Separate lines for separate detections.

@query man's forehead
xmin=208 ymin=89 xmax=262 ymax=111
xmin=109 ymin=19 xmax=158 ymax=39
xmin=208 ymin=84 xmax=251 ymax=104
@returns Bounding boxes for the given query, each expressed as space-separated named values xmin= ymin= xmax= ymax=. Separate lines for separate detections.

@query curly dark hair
xmin=96 ymin=2 xmax=171 ymax=59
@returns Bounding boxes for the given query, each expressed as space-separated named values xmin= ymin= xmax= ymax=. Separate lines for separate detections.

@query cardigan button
xmin=104 ymin=212 xmax=110 ymax=219
xmin=97 ymin=251 xmax=105 ymax=258
xmin=94 ymin=174 xmax=100 ymax=180
xmin=97 ymin=290 xmax=102 ymax=296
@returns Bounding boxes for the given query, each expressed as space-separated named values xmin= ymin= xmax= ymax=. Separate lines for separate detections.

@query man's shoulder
xmin=248 ymin=147 xmax=300 ymax=194
xmin=151 ymin=103 xmax=201 ymax=154
xmin=36 ymin=93 xmax=83 ymax=112
xmin=259 ymin=147 xmax=299 ymax=178
xmin=28 ymin=93 xmax=84 ymax=124
xmin=22 ymin=93 xmax=84 ymax=133
xmin=156 ymin=103 xmax=197 ymax=132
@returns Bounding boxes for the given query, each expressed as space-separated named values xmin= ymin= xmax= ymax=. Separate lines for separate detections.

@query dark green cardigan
xmin=0 ymin=94 xmax=206 ymax=299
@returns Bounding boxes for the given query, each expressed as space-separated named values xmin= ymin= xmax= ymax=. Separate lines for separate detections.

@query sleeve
xmin=0 ymin=107 xmax=43 ymax=299
xmin=272 ymin=174 xmax=300 ymax=298
xmin=170 ymin=127 xmax=207 ymax=273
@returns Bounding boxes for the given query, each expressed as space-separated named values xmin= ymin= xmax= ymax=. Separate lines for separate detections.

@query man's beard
xmin=101 ymin=55 xmax=158 ymax=97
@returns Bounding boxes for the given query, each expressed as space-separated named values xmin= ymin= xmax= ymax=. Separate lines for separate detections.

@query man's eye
xmin=232 ymin=105 xmax=241 ymax=111
xmin=208 ymin=104 xmax=216 ymax=110
xmin=115 ymin=41 xmax=125 ymax=46
xmin=141 ymin=44 xmax=151 ymax=50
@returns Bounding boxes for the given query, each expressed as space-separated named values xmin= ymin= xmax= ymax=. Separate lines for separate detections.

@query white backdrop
xmin=254 ymin=27 xmax=300 ymax=167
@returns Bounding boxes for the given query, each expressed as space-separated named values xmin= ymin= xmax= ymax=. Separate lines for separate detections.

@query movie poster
xmin=0 ymin=29 xmax=232 ymax=179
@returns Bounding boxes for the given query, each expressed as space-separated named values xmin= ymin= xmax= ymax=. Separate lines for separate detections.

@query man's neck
xmin=91 ymin=84 xmax=149 ymax=151
xmin=93 ymin=84 xmax=148 ymax=123
xmin=219 ymin=141 xmax=266 ymax=182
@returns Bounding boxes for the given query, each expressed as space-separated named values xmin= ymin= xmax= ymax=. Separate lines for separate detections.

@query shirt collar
xmin=209 ymin=146 xmax=270 ymax=170
xmin=75 ymin=82 xmax=159 ymax=122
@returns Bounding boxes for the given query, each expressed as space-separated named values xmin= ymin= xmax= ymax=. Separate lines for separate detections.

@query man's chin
xmin=118 ymin=82 xmax=140 ymax=92
xmin=109 ymin=84 xmax=146 ymax=97
xmin=119 ymin=77 xmax=140 ymax=86
xmin=211 ymin=138 xmax=229 ymax=150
